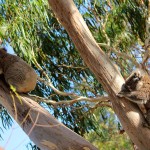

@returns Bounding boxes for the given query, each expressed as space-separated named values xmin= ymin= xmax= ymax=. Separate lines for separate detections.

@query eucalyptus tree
xmin=0 ymin=0 xmax=149 ymax=149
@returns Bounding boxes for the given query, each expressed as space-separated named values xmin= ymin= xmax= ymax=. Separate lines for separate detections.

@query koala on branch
xmin=0 ymin=48 xmax=37 ymax=93
xmin=118 ymin=69 xmax=150 ymax=126
xmin=118 ymin=69 xmax=150 ymax=104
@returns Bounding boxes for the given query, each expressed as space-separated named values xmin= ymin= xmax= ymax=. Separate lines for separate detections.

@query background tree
xmin=0 ymin=0 xmax=149 ymax=149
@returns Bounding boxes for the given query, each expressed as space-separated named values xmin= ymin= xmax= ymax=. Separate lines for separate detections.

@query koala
xmin=0 ymin=48 xmax=37 ymax=93
xmin=118 ymin=69 xmax=150 ymax=104
xmin=118 ymin=69 xmax=150 ymax=125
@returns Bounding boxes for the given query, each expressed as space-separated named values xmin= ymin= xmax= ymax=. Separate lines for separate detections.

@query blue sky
xmin=0 ymin=120 xmax=31 ymax=150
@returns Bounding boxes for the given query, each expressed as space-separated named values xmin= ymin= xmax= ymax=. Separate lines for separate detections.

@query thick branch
xmin=0 ymin=79 xmax=97 ymax=150
xmin=48 ymin=0 xmax=150 ymax=149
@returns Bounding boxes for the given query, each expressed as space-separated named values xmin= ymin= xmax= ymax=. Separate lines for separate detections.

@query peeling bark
xmin=48 ymin=0 xmax=150 ymax=149
xmin=0 ymin=78 xmax=97 ymax=150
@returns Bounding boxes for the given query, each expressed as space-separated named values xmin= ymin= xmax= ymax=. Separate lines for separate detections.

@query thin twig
xmin=98 ymin=43 xmax=139 ymax=67
xmin=30 ymin=94 xmax=109 ymax=106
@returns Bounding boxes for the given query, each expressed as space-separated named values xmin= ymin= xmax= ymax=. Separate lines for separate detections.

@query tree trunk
xmin=0 ymin=78 xmax=97 ymax=150
xmin=48 ymin=0 xmax=150 ymax=149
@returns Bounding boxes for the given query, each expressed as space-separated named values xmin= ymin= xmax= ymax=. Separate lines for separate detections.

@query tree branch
xmin=48 ymin=0 xmax=150 ymax=149
xmin=0 ymin=79 xmax=97 ymax=150
xmin=98 ymin=43 xmax=139 ymax=67
xmin=30 ymin=94 xmax=110 ymax=106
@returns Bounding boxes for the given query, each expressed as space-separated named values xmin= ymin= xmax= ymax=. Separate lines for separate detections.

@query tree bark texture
xmin=0 ymin=78 xmax=97 ymax=150
xmin=48 ymin=0 xmax=150 ymax=149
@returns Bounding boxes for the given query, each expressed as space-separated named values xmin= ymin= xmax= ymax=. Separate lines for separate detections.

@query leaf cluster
xmin=0 ymin=0 xmax=149 ymax=149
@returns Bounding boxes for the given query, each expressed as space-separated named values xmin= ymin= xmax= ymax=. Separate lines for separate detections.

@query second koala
xmin=0 ymin=48 xmax=37 ymax=93
xmin=118 ymin=69 xmax=150 ymax=104
xmin=118 ymin=69 xmax=150 ymax=125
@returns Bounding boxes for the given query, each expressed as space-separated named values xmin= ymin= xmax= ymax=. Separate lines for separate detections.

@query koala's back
xmin=137 ymin=76 xmax=150 ymax=103
xmin=1 ymin=53 xmax=37 ymax=93
xmin=1 ymin=54 xmax=21 ymax=72
xmin=141 ymin=75 xmax=150 ymax=89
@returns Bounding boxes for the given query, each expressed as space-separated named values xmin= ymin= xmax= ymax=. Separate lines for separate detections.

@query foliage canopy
xmin=0 ymin=0 xmax=149 ymax=149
